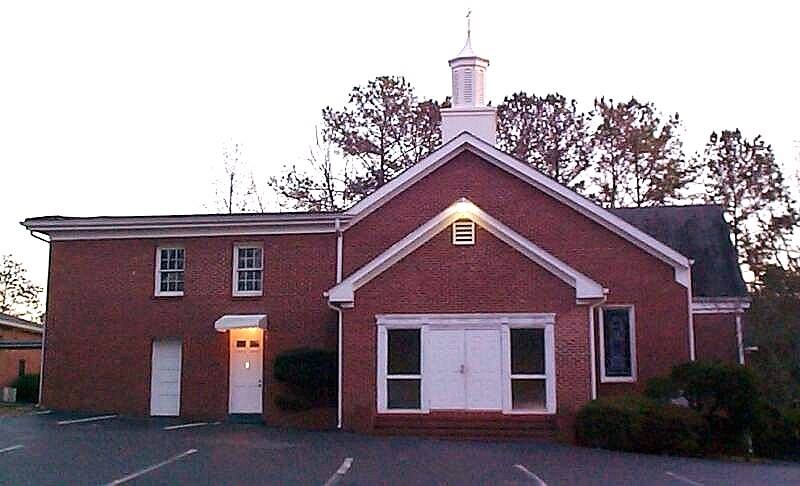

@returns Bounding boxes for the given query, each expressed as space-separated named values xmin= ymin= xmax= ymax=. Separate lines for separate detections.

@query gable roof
xmin=0 ymin=312 xmax=43 ymax=334
xmin=610 ymin=205 xmax=748 ymax=298
xmin=328 ymin=198 xmax=605 ymax=304
xmin=343 ymin=132 xmax=691 ymax=288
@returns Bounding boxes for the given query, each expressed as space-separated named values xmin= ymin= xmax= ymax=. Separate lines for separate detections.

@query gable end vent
xmin=452 ymin=220 xmax=476 ymax=246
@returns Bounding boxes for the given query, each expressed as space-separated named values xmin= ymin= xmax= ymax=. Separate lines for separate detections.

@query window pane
xmin=511 ymin=328 xmax=545 ymax=375
xmin=387 ymin=379 xmax=421 ymax=409
xmin=512 ymin=379 xmax=546 ymax=410
xmin=603 ymin=308 xmax=632 ymax=377
xmin=387 ymin=329 xmax=420 ymax=375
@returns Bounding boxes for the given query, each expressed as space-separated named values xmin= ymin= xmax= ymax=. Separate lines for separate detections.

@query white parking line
xmin=34 ymin=410 xmax=52 ymax=415
xmin=57 ymin=414 xmax=118 ymax=425
xmin=514 ymin=464 xmax=548 ymax=486
xmin=323 ymin=457 xmax=353 ymax=486
xmin=163 ymin=422 xmax=208 ymax=431
xmin=104 ymin=448 xmax=198 ymax=485
xmin=0 ymin=444 xmax=24 ymax=454
xmin=666 ymin=471 xmax=704 ymax=486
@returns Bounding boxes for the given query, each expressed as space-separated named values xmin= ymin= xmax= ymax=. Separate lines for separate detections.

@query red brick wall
xmin=693 ymin=313 xmax=741 ymax=364
xmin=344 ymin=149 xmax=691 ymax=400
xmin=43 ymin=234 xmax=337 ymax=423
xmin=341 ymin=226 xmax=591 ymax=432
xmin=0 ymin=326 xmax=42 ymax=387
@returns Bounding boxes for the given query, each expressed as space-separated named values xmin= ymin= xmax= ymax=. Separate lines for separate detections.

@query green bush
xmin=273 ymin=348 xmax=336 ymax=411
xmin=575 ymin=395 xmax=706 ymax=456
xmin=752 ymin=403 xmax=800 ymax=459
xmin=12 ymin=373 xmax=39 ymax=403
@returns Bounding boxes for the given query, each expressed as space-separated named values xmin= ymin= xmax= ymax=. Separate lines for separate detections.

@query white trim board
xmin=598 ymin=305 xmax=637 ymax=383
xmin=692 ymin=298 xmax=750 ymax=314
xmin=0 ymin=316 xmax=43 ymax=334
xmin=343 ymin=132 xmax=691 ymax=287
xmin=328 ymin=199 xmax=605 ymax=304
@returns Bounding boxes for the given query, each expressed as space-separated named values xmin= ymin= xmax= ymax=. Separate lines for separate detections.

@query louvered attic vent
xmin=452 ymin=220 xmax=475 ymax=245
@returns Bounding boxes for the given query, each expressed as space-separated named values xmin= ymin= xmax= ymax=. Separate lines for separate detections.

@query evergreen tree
xmin=497 ymin=92 xmax=592 ymax=190
xmin=591 ymin=98 xmax=691 ymax=207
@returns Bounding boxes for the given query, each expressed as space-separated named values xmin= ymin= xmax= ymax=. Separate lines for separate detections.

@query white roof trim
xmin=692 ymin=298 xmax=750 ymax=314
xmin=328 ymin=199 xmax=605 ymax=304
xmin=344 ymin=132 xmax=691 ymax=287
xmin=0 ymin=316 xmax=43 ymax=334
xmin=214 ymin=314 xmax=268 ymax=332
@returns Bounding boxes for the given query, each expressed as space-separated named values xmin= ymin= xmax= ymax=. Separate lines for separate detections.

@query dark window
xmin=387 ymin=329 xmax=420 ymax=375
xmin=603 ymin=308 xmax=633 ymax=377
xmin=249 ymin=340 xmax=259 ymax=348
xmin=510 ymin=328 xmax=545 ymax=375
xmin=158 ymin=248 xmax=185 ymax=293
xmin=511 ymin=379 xmax=546 ymax=410
xmin=236 ymin=340 xmax=246 ymax=348
xmin=387 ymin=379 xmax=421 ymax=409
xmin=18 ymin=359 xmax=25 ymax=377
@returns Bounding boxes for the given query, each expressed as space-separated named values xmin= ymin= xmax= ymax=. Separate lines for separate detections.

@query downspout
xmin=687 ymin=260 xmax=696 ymax=361
xmin=29 ymin=230 xmax=50 ymax=407
xmin=332 ymin=218 xmax=344 ymax=429
xmin=588 ymin=290 xmax=609 ymax=400
xmin=736 ymin=312 xmax=745 ymax=365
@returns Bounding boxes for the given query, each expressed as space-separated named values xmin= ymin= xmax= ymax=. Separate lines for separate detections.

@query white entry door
xmin=426 ymin=329 xmax=502 ymax=411
xmin=150 ymin=340 xmax=182 ymax=416
xmin=229 ymin=328 xmax=263 ymax=414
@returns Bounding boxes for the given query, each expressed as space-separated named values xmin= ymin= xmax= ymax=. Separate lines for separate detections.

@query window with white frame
xmin=510 ymin=328 xmax=548 ymax=411
xmin=233 ymin=245 xmax=263 ymax=296
xmin=600 ymin=306 xmax=637 ymax=382
xmin=155 ymin=247 xmax=185 ymax=296
xmin=385 ymin=328 xmax=422 ymax=410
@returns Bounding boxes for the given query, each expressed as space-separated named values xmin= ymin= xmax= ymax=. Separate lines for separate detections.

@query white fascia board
xmin=328 ymin=199 xmax=605 ymax=305
xmin=22 ymin=215 xmax=350 ymax=241
xmin=691 ymin=298 xmax=751 ymax=314
xmin=0 ymin=319 xmax=43 ymax=334
xmin=213 ymin=314 xmax=268 ymax=332
xmin=343 ymin=132 xmax=691 ymax=287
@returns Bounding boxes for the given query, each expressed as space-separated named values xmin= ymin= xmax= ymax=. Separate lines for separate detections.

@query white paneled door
xmin=425 ymin=329 xmax=502 ymax=411
xmin=150 ymin=340 xmax=182 ymax=416
xmin=229 ymin=328 xmax=264 ymax=414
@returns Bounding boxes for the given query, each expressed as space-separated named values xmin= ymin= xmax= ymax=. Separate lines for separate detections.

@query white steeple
xmin=441 ymin=14 xmax=497 ymax=145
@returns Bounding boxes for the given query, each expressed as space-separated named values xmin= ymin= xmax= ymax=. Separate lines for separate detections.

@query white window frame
xmin=452 ymin=220 xmax=475 ymax=245
xmin=599 ymin=305 xmax=637 ymax=383
xmin=232 ymin=243 xmax=264 ymax=297
xmin=376 ymin=313 xmax=556 ymax=415
xmin=154 ymin=246 xmax=185 ymax=297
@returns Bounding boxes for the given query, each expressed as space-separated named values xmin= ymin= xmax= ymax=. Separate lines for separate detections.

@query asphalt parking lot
xmin=1 ymin=411 xmax=799 ymax=485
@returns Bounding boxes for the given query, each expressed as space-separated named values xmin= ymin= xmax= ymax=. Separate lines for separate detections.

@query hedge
xmin=273 ymin=348 xmax=336 ymax=411
xmin=576 ymin=395 xmax=707 ymax=456
xmin=12 ymin=373 xmax=39 ymax=403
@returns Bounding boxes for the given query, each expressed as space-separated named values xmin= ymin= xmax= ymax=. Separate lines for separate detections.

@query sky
xmin=1 ymin=0 xmax=799 ymax=293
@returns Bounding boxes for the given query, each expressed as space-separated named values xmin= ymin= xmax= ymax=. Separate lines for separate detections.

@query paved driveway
xmin=0 ymin=411 xmax=798 ymax=485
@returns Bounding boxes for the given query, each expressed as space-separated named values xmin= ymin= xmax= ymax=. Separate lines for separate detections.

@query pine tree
xmin=591 ymin=98 xmax=692 ymax=207
xmin=496 ymin=92 xmax=592 ymax=190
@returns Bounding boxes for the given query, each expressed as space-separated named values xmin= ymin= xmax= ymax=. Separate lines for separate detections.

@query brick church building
xmin=23 ymin=33 xmax=748 ymax=439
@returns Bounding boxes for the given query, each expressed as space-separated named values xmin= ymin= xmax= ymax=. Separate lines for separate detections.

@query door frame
xmin=228 ymin=328 xmax=264 ymax=414
xmin=376 ymin=313 xmax=557 ymax=415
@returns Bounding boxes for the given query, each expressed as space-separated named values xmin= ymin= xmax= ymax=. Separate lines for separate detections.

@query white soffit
xmin=343 ymin=132 xmax=691 ymax=287
xmin=214 ymin=314 xmax=268 ymax=332
xmin=328 ymin=199 xmax=605 ymax=304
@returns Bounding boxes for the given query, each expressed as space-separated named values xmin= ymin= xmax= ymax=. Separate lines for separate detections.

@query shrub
xmin=12 ymin=373 xmax=39 ymax=403
xmin=576 ymin=395 xmax=706 ymax=456
xmin=273 ymin=348 xmax=336 ymax=411
xmin=752 ymin=402 xmax=800 ymax=459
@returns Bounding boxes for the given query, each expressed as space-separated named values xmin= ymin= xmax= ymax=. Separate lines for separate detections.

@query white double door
xmin=426 ymin=329 xmax=503 ymax=410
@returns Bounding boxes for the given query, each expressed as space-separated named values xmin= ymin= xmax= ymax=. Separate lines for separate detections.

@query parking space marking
xmin=0 ymin=444 xmax=24 ymax=454
xmin=666 ymin=471 xmax=704 ymax=486
xmin=163 ymin=422 xmax=208 ymax=430
xmin=105 ymin=448 xmax=198 ymax=485
xmin=57 ymin=414 xmax=118 ymax=425
xmin=323 ymin=457 xmax=353 ymax=486
xmin=34 ymin=410 xmax=52 ymax=415
xmin=514 ymin=464 xmax=548 ymax=486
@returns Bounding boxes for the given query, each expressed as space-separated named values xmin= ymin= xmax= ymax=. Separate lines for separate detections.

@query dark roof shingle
xmin=610 ymin=204 xmax=748 ymax=298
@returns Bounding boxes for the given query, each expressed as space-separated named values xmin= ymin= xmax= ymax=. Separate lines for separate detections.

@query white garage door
xmin=150 ymin=340 xmax=182 ymax=416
